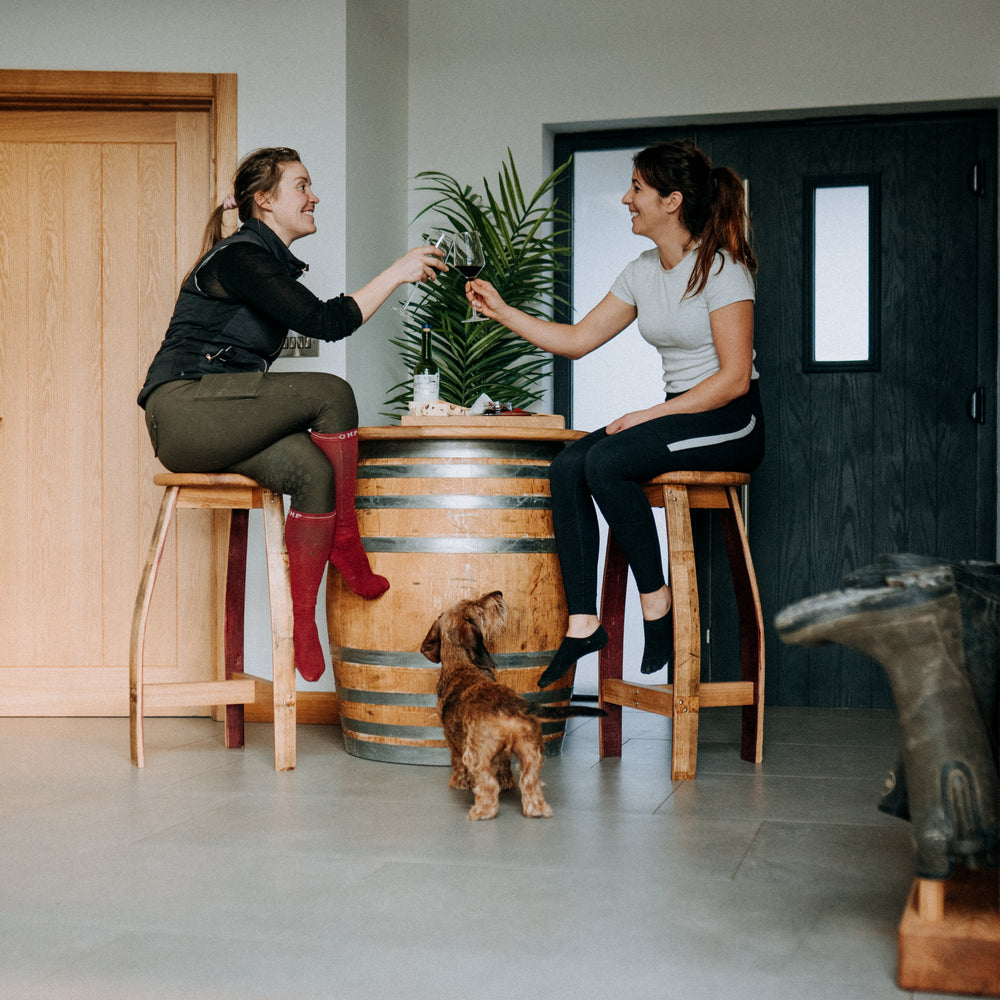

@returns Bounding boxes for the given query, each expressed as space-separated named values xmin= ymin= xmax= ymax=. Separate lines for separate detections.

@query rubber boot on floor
xmin=776 ymin=565 xmax=999 ymax=879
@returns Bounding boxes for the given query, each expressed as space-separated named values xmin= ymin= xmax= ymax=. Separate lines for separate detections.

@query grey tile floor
xmin=0 ymin=706 xmax=963 ymax=999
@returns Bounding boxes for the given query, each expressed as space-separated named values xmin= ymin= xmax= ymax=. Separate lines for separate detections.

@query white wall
xmin=406 ymin=0 xmax=999 ymax=190
xmin=345 ymin=0 xmax=411 ymax=425
xmin=0 ymin=0 xmax=351 ymax=377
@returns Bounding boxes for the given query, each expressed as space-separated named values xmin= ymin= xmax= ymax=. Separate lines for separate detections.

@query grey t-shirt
xmin=610 ymin=248 xmax=757 ymax=395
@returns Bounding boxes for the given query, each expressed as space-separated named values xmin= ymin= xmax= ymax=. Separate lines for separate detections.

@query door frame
xmin=0 ymin=70 xmax=237 ymax=210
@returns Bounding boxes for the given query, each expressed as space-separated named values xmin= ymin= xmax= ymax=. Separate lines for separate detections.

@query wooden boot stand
xmin=898 ymin=864 xmax=1000 ymax=995
xmin=898 ymin=590 xmax=999 ymax=994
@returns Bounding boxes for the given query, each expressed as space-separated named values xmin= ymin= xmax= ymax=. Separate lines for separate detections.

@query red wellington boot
xmin=310 ymin=429 xmax=390 ymax=600
xmin=284 ymin=509 xmax=337 ymax=682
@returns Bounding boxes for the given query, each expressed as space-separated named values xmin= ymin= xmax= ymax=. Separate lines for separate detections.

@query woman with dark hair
xmin=466 ymin=139 xmax=763 ymax=686
xmin=139 ymin=147 xmax=447 ymax=683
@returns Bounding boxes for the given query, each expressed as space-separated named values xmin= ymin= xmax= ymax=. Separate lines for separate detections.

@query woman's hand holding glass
xmin=465 ymin=277 xmax=506 ymax=323
xmin=393 ymin=235 xmax=451 ymax=315
xmin=452 ymin=232 xmax=488 ymax=322
xmin=402 ymin=243 xmax=449 ymax=283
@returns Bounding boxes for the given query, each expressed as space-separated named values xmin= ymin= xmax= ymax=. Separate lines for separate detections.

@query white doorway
xmin=568 ymin=146 xmax=670 ymax=694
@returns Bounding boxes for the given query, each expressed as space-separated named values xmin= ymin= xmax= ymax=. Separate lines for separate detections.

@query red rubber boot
xmin=310 ymin=429 xmax=390 ymax=600
xmin=284 ymin=509 xmax=337 ymax=682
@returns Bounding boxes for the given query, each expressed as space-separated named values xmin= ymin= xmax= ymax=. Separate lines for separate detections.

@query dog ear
xmin=461 ymin=616 xmax=498 ymax=670
xmin=420 ymin=619 xmax=442 ymax=663
xmin=480 ymin=591 xmax=508 ymax=638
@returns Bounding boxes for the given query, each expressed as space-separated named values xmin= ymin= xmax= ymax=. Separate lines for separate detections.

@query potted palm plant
xmin=384 ymin=151 xmax=572 ymax=414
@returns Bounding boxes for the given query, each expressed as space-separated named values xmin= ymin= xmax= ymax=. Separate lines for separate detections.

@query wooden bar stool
xmin=598 ymin=471 xmax=765 ymax=780
xmin=130 ymin=473 xmax=296 ymax=770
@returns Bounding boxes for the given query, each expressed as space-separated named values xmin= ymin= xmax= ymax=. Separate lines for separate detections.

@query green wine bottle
xmin=412 ymin=324 xmax=440 ymax=403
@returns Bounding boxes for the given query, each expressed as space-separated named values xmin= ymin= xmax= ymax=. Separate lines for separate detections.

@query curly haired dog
xmin=420 ymin=590 xmax=605 ymax=820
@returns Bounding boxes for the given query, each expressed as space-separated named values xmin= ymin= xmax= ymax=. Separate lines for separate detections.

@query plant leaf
xmin=387 ymin=154 xmax=572 ymax=414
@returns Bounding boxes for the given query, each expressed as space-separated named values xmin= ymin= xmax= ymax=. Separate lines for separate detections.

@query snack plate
xmin=400 ymin=413 xmax=565 ymax=428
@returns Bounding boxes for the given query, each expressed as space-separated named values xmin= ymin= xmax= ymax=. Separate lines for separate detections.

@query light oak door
xmin=0 ymin=106 xmax=221 ymax=714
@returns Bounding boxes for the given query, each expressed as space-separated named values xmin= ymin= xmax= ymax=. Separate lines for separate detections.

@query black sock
xmin=537 ymin=625 xmax=608 ymax=688
xmin=640 ymin=612 xmax=673 ymax=676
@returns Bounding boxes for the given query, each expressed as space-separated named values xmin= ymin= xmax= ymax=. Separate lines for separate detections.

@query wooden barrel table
xmin=326 ymin=422 xmax=584 ymax=765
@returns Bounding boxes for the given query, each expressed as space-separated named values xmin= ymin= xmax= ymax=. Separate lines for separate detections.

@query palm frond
xmin=384 ymin=152 xmax=572 ymax=417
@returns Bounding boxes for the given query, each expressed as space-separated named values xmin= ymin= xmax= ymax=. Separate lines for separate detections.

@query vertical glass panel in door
xmin=805 ymin=177 xmax=880 ymax=371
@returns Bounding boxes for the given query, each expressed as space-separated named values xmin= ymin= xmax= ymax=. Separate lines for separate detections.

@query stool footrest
xmin=229 ymin=671 xmax=274 ymax=696
xmin=602 ymin=679 xmax=755 ymax=715
xmin=602 ymin=679 xmax=675 ymax=717
xmin=142 ymin=678 xmax=258 ymax=710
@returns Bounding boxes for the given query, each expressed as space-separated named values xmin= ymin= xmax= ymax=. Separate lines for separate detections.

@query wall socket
xmin=280 ymin=335 xmax=319 ymax=358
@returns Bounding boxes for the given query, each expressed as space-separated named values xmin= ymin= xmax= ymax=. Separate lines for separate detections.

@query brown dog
xmin=420 ymin=591 xmax=605 ymax=820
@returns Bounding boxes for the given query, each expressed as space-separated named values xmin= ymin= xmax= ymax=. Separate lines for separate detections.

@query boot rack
xmin=897 ymin=809 xmax=1000 ymax=993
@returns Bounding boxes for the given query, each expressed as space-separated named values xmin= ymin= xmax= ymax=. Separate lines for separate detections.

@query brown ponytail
xmin=198 ymin=203 xmax=230 ymax=258
xmin=632 ymin=140 xmax=756 ymax=298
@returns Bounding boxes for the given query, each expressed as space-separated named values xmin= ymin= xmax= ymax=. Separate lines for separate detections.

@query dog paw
xmin=523 ymin=801 xmax=554 ymax=818
xmin=467 ymin=805 xmax=498 ymax=821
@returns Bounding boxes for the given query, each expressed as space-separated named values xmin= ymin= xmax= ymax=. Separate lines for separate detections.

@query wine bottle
xmin=412 ymin=324 xmax=440 ymax=403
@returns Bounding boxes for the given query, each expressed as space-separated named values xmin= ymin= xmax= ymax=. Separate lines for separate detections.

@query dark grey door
xmin=707 ymin=114 xmax=997 ymax=707
xmin=555 ymin=110 xmax=997 ymax=708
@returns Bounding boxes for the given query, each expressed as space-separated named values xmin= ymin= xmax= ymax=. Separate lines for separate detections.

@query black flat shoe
xmin=537 ymin=625 xmax=609 ymax=688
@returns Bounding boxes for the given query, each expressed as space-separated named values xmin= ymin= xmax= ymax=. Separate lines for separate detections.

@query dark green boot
xmin=776 ymin=565 xmax=999 ymax=880
xmin=844 ymin=554 xmax=999 ymax=825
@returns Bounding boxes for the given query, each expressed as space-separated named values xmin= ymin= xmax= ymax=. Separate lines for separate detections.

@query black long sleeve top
xmin=138 ymin=218 xmax=362 ymax=406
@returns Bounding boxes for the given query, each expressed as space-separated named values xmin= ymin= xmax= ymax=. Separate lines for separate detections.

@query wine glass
xmin=393 ymin=230 xmax=452 ymax=317
xmin=452 ymin=231 xmax=487 ymax=323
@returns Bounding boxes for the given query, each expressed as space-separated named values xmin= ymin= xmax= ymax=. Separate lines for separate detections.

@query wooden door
xmin=0 ymin=72 xmax=237 ymax=714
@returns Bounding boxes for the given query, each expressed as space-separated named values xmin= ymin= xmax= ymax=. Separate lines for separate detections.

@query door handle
xmin=967 ymin=386 xmax=986 ymax=424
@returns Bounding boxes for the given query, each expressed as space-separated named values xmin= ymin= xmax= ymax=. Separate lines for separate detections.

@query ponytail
xmin=632 ymin=140 xmax=756 ymax=298
xmin=197 ymin=204 xmax=230 ymax=259
xmin=689 ymin=165 xmax=756 ymax=297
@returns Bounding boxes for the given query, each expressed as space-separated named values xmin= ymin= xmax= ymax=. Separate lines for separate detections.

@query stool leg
xmin=223 ymin=509 xmax=249 ymax=749
xmin=129 ymin=487 xmax=180 ymax=768
xmin=598 ymin=532 xmax=629 ymax=757
xmin=916 ymin=878 xmax=945 ymax=922
xmin=663 ymin=485 xmax=700 ymax=780
xmin=721 ymin=487 xmax=765 ymax=764
xmin=261 ymin=489 xmax=296 ymax=771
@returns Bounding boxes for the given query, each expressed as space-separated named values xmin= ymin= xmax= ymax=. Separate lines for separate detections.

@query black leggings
xmin=551 ymin=382 xmax=764 ymax=615
xmin=143 ymin=372 xmax=359 ymax=513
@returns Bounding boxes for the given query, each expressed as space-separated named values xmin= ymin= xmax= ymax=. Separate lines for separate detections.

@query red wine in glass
xmin=453 ymin=231 xmax=487 ymax=323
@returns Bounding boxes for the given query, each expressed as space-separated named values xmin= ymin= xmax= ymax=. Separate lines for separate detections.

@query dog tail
xmin=528 ymin=704 xmax=607 ymax=719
